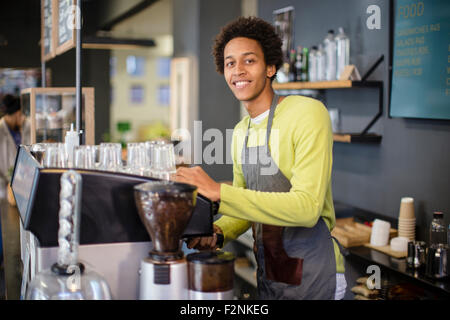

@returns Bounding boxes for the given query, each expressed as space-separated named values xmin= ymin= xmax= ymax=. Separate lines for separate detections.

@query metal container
xmin=407 ymin=241 xmax=427 ymax=269
xmin=187 ymin=251 xmax=235 ymax=300
xmin=425 ymin=244 xmax=449 ymax=279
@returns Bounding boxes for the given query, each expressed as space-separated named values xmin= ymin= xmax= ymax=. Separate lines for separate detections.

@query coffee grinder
xmin=134 ymin=180 xmax=197 ymax=300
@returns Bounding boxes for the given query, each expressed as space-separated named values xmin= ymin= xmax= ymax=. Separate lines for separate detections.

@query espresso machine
xmin=10 ymin=145 xmax=217 ymax=299
xmin=134 ymin=180 xmax=197 ymax=300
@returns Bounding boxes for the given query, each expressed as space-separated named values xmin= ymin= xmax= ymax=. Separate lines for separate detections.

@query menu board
xmin=390 ymin=0 xmax=450 ymax=120
xmin=56 ymin=0 xmax=77 ymax=55
xmin=41 ymin=0 xmax=77 ymax=61
xmin=41 ymin=0 xmax=56 ymax=61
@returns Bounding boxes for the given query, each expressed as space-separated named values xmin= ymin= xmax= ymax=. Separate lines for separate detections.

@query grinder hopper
xmin=134 ymin=180 xmax=197 ymax=260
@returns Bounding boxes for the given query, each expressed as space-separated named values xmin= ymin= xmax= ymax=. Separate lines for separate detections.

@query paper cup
xmin=391 ymin=237 xmax=409 ymax=252
xmin=399 ymin=197 xmax=415 ymax=219
xmin=370 ymin=219 xmax=391 ymax=246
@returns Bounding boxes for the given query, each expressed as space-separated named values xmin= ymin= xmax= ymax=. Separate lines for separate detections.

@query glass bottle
xmin=289 ymin=49 xmax=297 ymax=82
xmin=429 ymin=211 xmax=446 ymax=247
xmin=308 ymin=46 xmax=318 ymax=82
xmin=335 ymin=27 xmax=350 ymax=80
xmin=316 ymin=44 xmax=326 ymax=81
xmin=324 ymin=30 xmax=337 ymax=81
xmin=295 ymin=46 xmax=303 ymax=82
xmin=448 ymin=223 xmax=450 ymax=245
xmin=301 ymin=47 xmax=309 ymax=82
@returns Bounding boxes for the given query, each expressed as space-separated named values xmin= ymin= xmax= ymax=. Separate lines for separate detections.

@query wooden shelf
xmin=272 ymin=80 xmax=382 ymax=90
xmin=333 ymin=133 xmax=382 ymax=144
xmin=273 ymin=80 xmax=384 ymax=144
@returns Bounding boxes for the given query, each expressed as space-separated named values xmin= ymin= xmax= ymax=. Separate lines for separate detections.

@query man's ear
xmin=266 ymin=65 xmax=276 ymax=78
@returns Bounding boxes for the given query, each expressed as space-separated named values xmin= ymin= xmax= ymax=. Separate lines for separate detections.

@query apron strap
xmin=243 ymin=93 xmax=279 ymax=163
xmin=331 ymin=235 xmax=349 ymax=257
xmin=265 ymin=94 xmax=279 ymax=153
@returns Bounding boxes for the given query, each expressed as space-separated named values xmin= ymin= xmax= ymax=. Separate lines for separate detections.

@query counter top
xmin=348 ymin=245 xmax=450 ymax=297
xmin=334 ymin=201 xmax=450 ymax=297
xmin=0 ymin=200 xmax=22 ymax=300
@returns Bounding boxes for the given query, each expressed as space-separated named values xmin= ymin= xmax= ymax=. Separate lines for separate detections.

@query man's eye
xmin=245 ymin=59 xmax=254 ymax=64
xmin=226 ymin=61 xmax=234 ymax=67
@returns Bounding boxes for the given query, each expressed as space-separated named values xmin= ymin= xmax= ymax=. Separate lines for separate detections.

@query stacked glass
xmin=33 ymin=139 xmax=176 ymax=180
xmin=98 ymin=143 xmax=123 ymax=172
xmin=42 ymin=143 xmax=68 ymax=168
xmin=73 ymin=145 xmax=97 ymax=170
xmin=126 ymin=142 xmax=149 ymax=176
xmin=147 ymin=141 xmax=176 ymax=180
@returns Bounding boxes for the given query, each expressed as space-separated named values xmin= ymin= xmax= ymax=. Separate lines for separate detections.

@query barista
xmin=0 ymin=94 xmax=30 ymax=200
xmin=175 ymin=17 xmax=346 ymax=300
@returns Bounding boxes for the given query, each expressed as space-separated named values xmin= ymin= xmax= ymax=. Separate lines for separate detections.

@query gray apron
xmin=241 ymin=94 xmax=337 ymax=300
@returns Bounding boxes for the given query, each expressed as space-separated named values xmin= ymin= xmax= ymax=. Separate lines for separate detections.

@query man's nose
xmin=234 ymin=61 xmax=246 ymax=76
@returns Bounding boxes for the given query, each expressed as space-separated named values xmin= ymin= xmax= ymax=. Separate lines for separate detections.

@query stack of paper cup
xmin=370 ymin=219 xmax=391 ymax=246
xmin=390 ymin=236 xmax=409 ymax=252
xmin=398 ymin=197 xmax=416 ymax=241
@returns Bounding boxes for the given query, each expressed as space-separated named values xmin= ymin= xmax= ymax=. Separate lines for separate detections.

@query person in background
xmin=175 ymin=17 xmax=347 ymax=300
xmin=0 ymin=94 xmax=30 ymax=200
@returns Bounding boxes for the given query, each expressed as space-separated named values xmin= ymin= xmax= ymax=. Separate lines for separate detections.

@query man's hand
xmin=187 ymin=225 xmax=223 ymax=250
xmin=175 ymin=166 xmax=221 ymax=202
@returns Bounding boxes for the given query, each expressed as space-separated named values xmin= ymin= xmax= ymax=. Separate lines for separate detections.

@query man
xmin=175 ymin=17 xmax=346 ymax=300
xmin=0 ymin=94 xmax=30 ymax=200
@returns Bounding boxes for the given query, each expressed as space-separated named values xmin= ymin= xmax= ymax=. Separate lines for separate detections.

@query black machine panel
xmin=11 ymin=146 xmax=216 ymax=247
xmin=10 ymin=145 xmax=40 ymax=224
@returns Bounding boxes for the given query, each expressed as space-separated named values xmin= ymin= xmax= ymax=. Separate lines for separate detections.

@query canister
xmin=187 ymin=250 xmax=235 ymax=300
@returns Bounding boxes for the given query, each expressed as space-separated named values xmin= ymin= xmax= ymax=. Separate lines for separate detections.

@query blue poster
xmin=390 ymin=0 xmax=450 ymax=120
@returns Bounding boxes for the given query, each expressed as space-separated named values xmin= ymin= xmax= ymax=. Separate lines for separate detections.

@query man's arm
xmin=179 ymin=126 xmax=252 ymax=248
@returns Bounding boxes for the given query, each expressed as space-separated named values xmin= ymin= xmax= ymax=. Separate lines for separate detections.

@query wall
xmin=109 ymin=37 xmax=172 ymax=141
xmin=173 ymin=0 xmax=242 ymax=182
xmin=109 ymin=0 xmax=173 ymax=142
xmin=0 ymin=1 xmax=41 ymax=67
xmin=259 ymin=0 xmax=450 ymax=230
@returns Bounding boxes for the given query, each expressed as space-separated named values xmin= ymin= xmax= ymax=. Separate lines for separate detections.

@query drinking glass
xmin=30 ymin=143 xmax=49 ymax=165
xmin=43 ymin=143 xmax=68 ymax=168
xmin=126 ymin=142 xmax=149 ymax=176
xmin=99 ymin=143 xmax=122 ymax=172
xmin=73 ymin=145 xmax=96 ymax=169
xmin=151 ymin=142 xmax=176 ymax=180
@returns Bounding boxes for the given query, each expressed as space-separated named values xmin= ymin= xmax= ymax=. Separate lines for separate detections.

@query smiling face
xmin=223 ymin=37 xmax=275 ymax=104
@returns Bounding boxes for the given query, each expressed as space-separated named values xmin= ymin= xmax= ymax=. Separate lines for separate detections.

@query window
xmin=130 ymin=85 xmax=144 ymax=104
xmin=157 ymin=57 xmax=171 ymax=78
xmin=157 ymin=85 xmax=170 ymax=106
xmin=109 ymin=57 xmax=117 ymax=77
xmin=126 ymin=56 xmax=145 ymax=76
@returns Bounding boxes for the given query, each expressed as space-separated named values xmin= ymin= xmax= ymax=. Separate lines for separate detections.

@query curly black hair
xmin=212 ymin=16 xmax=283 ymax=81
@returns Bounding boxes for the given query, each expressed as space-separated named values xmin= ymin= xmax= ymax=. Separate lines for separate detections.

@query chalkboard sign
xmin=390 ymin=0 xmax=450 ymax=120
xmin=41 ymin=0 xmax=57 ymax=61
xmin=56 ymin=0 xmax=77 ymax=55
